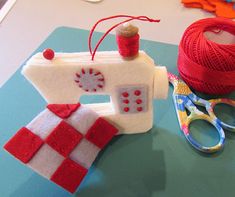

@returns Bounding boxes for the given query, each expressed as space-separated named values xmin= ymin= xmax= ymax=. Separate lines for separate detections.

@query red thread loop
xmin=88 ymin=15 xmax=160 ymax=60
xmin=178 ymin=17 xmax=235 ymax=95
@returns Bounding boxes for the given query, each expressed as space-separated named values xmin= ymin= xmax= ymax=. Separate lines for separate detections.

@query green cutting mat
xmin=0 ymin=27 xmax=234 ymax=197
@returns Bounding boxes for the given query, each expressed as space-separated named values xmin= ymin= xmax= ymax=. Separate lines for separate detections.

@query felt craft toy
xmin=20 ymin=16 xmax=169 ymax=134
xmin=4 ymin=15 xmax=169 ymax=193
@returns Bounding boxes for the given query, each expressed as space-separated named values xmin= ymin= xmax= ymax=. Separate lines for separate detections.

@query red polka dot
xmin=136 ymin=99 xmax=142 ymax=104
xmin=123 ymin=99 xmax=129 ymax=104
xmin=124 ymin=107 xmax=129 ymax=112
xmin=134 ymin=90 xmax=141 ymax=96
xmin=122 ymin=92 xmax=129 ymax=97
xmin=137 ymin=107 xmax=143 ymax=112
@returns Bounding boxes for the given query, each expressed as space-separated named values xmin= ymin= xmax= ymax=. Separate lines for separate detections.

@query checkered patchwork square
xmin=4 ymin=127 xmax=43 ymax=163
xmin=26 ymin=109 xmax=62 ymax=140
xmin=28 ymin=144 xmax=64 ymax=178
xmin=46 ymin=120 xmax=83 ymax=157
xmin=51 ymin=158 xmax=88 ymax=193
xmin=70 ymin=139 xmax=100 ymax=169
xmin=4 ymin=103 xmax=118 ymax=193
xmin=86 ymin=117 xmax=118 ymax=149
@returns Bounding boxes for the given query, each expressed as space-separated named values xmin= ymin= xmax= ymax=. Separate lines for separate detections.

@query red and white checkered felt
xmin=4 ymin=103 xmax=118 ymax=193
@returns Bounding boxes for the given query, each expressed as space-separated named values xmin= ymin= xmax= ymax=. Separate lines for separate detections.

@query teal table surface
xmin=0 ymin=27 xmax=235 ymax=197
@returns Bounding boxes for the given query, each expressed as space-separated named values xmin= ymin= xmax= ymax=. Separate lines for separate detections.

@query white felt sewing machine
xmin=21 ymin=23 xmax=168 ymax=134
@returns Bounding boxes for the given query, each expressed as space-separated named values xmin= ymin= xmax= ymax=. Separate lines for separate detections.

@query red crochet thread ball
xmin=178 ymin=17 xmax=235 ymax=95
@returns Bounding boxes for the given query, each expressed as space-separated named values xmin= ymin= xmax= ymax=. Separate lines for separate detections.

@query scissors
xmin=168 ymin=72 xmax=235 ymax=153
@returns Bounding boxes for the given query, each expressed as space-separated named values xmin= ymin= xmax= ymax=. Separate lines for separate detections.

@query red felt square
xmin=46 ymin=121 xmax=83 ymax=157
xmin=47 ymin=103 xmax=81 ymax=119
xmin=4 ymin=127 xmax=43 ymax=163
xmin=85 ymin=117 xmax=118 ymax=149
xmin=51 ymin=158 xmax=88 ymax=193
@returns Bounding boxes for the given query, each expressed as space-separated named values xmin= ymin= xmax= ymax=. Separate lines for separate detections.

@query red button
xmin=136 ymin=99 xmax=142 ymax=104
xmin=137 ymin=107 xmax=143 ymax=112
xmin=122 ymin=92 xmax=129 ymax=97
xmin=124 ymin=107 xmax=129 ymax=112
xmin=134 ymin=90 xmax=141 ymax=96
xmin=123 ymin=99 xmax=129 ymax=104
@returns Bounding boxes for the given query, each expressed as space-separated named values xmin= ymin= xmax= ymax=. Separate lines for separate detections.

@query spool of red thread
xmin=116 ymin=23 xmax=140 ymax=59
xmin=178 ymin=17 xmax=235 ymax=95
xmin=88 ymin=15 xmax=160 ymax=60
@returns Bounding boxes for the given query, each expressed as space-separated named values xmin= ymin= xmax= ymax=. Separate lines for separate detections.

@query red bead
xmin=122 ymin=92 xmax=129 ymax=97
xmin=137 ymin=107 xmax=143 ymax=112
xmin=124 ymin=107 xmax=129 ymax=112
xmin=43 ymin=48 xmax=55 ymax=60
xmin=136 ymin=99 xmax=142 ymax=104
xmin=123 ymin=99 xmax=129 ymax=104
xmin=134 ymin=90 xmax=141 ymax=96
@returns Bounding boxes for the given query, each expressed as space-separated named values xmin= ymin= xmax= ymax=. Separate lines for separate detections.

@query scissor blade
xmin=168 ymin=72 xmax=193 ymax=96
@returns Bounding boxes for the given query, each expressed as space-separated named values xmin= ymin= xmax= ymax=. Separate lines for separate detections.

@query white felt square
xmin=65 ymin=105 xmax=99 ymax=135
xmin=70 ymin=139 xmax=100 ymax=169
xmin=28 ymin=144 xmax=64 ymax=179
xmin=26 ymin=109 xmax=62 ymax=139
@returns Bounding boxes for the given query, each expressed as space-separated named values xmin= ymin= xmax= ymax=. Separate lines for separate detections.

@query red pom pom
xmin=43 ymin=48 xmax=55 ymax=60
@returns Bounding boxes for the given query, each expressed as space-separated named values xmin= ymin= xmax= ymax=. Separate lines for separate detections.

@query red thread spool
xmin=116 ymin=23 xmax=139 ymax=58
xmin=178 ymin=17 xmax=235 ymax=95
xmin=88 ymin=15 xmax=160 ymax=60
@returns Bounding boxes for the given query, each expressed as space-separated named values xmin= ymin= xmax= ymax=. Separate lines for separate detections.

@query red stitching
xmin=95 ymin=72 xmax=101 ymax=76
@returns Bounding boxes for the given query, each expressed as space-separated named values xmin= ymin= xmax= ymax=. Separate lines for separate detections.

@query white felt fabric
xmin=22 ymin=51 xmax=168 ymax=134
xmin=70 ymin=139 xmax=100 ymax=169
xmin=65 ymin=105 xmax=99 ymax=135
xmin=27 ymin=144 xmax=64 ymax=179
xmin=26 ymin=109 xmax=62 ymax=140
xmin=153 ymin=66 xmax=169 ymax=99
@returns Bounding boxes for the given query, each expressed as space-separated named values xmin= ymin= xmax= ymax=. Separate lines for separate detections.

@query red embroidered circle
xmin=75 ymin=68 xmax=105 ymax=92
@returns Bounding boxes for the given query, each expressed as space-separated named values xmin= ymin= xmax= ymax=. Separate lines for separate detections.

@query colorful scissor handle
xmin=188 ymin=93 xmax=235 ymax=132
xmin=181 ymin=110 xmax=226 ymax=153
xmin=174 ymin=95 xmax=225 ymax=153
xmin=208 ymin=98 xmax=235 ymax=132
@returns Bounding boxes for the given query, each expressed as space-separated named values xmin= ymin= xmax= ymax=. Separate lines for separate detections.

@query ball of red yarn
xmin=178 ymin=17 xmax=235 ymax=95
